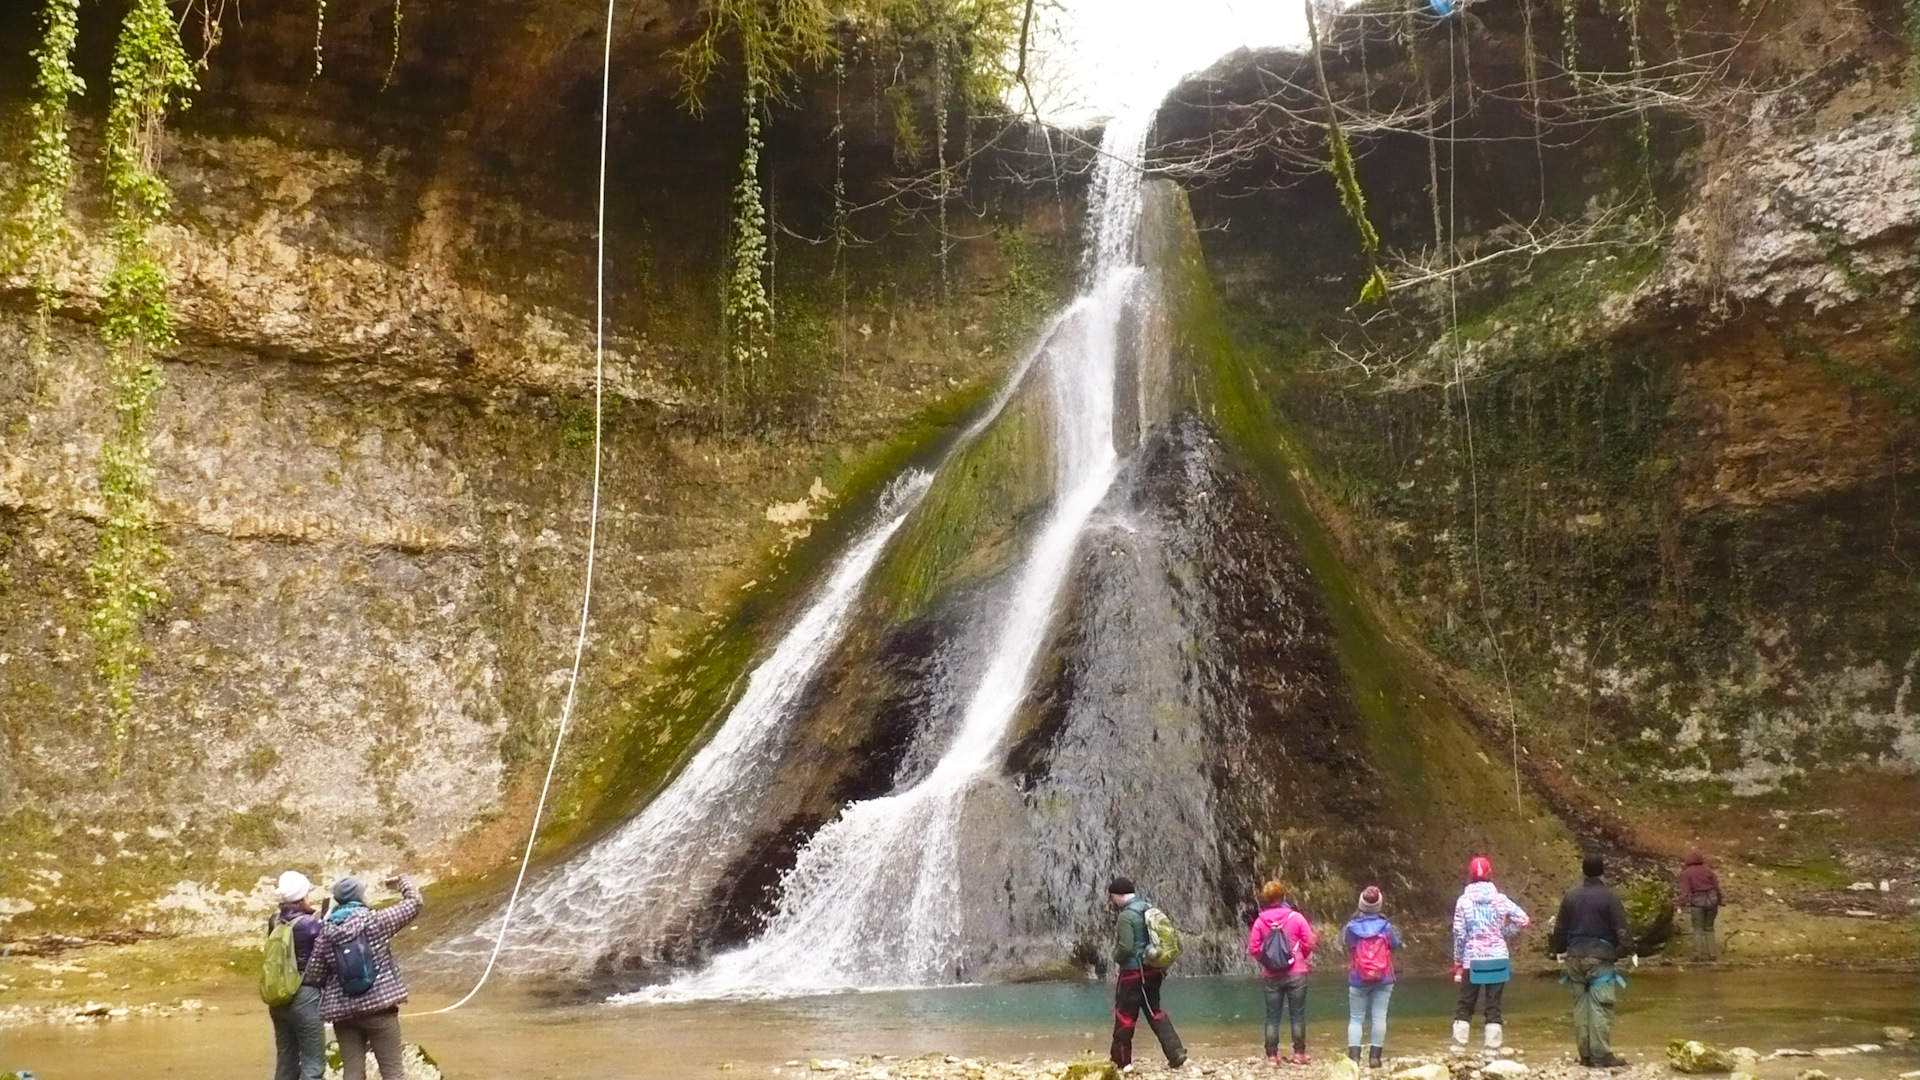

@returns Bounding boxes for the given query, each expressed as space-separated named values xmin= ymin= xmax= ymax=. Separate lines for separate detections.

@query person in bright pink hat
xmin=1450 ymin=855 xmax=1529 ymax=1050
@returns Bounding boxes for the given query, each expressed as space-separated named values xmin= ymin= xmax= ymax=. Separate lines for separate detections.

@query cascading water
xmin=437 ymin=470 xmax=932 ymax=974
xmin=631 ymin=102 xmax=1168 ymax=999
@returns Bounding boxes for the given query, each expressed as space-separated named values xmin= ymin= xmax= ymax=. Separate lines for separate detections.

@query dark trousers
xmin=1454 ymin=979 xmax=1505 ymax=1024
xmin=268 ymin=985 xmax=324 ymax=1080
xmin=1690 ymin=905 xmax=1719 ymax=961
xmin=1110 ymin=968 xmax=1185 ymax=1067
xmin=336 ymin=1006 xmax=406 ymax=1080
xmin=1263 ymin=974 xmax=1309 ymax=1055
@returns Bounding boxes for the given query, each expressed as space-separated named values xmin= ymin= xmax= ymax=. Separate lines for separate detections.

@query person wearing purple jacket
xmin=302 ymin=874 xmax=423 ymax=1080
xmin=1676 ymin=849 xmax=1722 ymax=962
xmin=267 ymin=871 xmax=325 ymax=1080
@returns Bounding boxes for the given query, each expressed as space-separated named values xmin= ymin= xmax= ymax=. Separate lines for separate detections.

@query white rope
xmin=405 ymin=0 xmax=616 ymax=1018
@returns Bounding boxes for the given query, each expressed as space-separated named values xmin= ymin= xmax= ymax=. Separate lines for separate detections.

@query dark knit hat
xmin=1357 ymin=886 xmax=1383 ymax=915
xmin=1107 ymin=876 xmax=1136 ymax=896
xmin=333 ymin=876 xmax=366 ymax=905
xmin=1582 ymin=852 xmax=1606 ymax=879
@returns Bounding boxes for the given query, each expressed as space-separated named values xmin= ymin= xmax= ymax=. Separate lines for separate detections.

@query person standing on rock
xmin=1106 ymin=876 xmax=1188 ymax=1070
xmin=1549 ymin=853 xmax=1634 ymax=1069
xmin=303 ymin=874 xmax=424 ymax=1080
xmin=1248 ymin=879 xmax=1318 ymax=1065
xmin=265 ymin=870 xmax=326 ymax=1080
xmin=1676 ymin=848 xmax=1722 ymax=962
xmin=1450 ymin=856 xmax=1529 ymax=1051
xmin=1343 ymin=886 xmax=1404 ymax=1069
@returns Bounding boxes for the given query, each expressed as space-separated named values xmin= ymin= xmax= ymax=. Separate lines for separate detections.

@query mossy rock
xmin=1060 ymin=1063 xmax=1120 ymax=1080
xmin=1668 ymin=1039 xmax=1734 ymax=1073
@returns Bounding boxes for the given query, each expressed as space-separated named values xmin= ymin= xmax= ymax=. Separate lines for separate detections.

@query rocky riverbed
xmin=765 ymin=1038 xmax=1920 ymax=1080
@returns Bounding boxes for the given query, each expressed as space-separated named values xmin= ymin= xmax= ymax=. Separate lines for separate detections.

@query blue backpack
xmin=330 ymin=918 xmax=378 ymax=997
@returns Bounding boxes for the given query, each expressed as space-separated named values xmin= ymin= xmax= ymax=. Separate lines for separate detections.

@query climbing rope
xmin=404 ymin=0 xmax=616 ymax=1018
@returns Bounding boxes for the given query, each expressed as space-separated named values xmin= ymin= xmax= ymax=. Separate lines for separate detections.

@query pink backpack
xmin=1352 ymin=934 xmax=1393 ymax=982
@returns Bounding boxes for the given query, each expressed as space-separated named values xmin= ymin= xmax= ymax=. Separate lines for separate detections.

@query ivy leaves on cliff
xmin=676 ymin=0 xmax=1034 ymax=424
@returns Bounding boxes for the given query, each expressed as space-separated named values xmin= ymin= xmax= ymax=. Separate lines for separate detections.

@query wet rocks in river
xmin=1668 ymin=1040 xmax=1735 ymax=1073
xmin=1483 ymin=1060 xmax=1531 ymax=1078
xmin=1880 ymin=1028 xmax=1912 ymax=1044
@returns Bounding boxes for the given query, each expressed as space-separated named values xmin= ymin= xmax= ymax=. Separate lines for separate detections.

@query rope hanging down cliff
xmin=405 ymin=0 xmax=618 ymax=1019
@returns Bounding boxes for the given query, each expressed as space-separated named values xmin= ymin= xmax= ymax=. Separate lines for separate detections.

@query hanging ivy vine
xmin=677 ymin=0 xmax=1029 ymax=408
xmin=91 ymin=0 xmax=197 ymax=772
xmin=723 ymin=84 xmax=774 ymax=418
xmin=1305 ymin=0 xmax=1389 ymax=304
xmin=17 ymin=0 xmax=85 ymax=359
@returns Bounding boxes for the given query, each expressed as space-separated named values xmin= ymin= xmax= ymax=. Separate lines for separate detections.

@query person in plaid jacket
xmin=302 ymin=874 xmax=423 ymax=1080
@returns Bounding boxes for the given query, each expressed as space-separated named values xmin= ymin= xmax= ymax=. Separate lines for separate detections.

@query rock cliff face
xmin=0 ymin=0 xmax=1076 ymax=933
xmin=1157 ymin=0 xmax=1918 ymax=858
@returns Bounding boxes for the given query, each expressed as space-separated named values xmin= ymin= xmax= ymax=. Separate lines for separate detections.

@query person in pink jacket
xmin=1249 ymin=879 xmax=1319 ymax=1065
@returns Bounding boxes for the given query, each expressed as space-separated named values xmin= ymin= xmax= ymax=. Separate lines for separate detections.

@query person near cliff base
xmin=1676 ymin=848 xmax=1722 ymax=962
xmin=1107 ymin=876 xmax=1188 ymax=1070
xmin=1248 ymin=879 xmax=1318 ymax=1065
xmin=263 ymin=871 xmax=326 ymax=1080
xmin=302 ymin=874 xmax=424 ymax=1080
xmin=1450 ymin=856 xmax=1530 ymax=1051
xmin=1343 ymin=886 xmax=1404 ymax=1069
xmin=1549 ymin=853 xmax=1635 ymax=1069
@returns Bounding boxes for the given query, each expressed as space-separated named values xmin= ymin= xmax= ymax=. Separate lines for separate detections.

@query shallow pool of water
xmin=9 ymin=970 xmax=1916 ymax=1078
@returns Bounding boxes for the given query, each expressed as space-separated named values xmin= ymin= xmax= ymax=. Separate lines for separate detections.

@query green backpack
xmin=259 ymin=919 xmax=302 ymax=1006
xmin=1141 ymin=904 xmax=1183 ymax=969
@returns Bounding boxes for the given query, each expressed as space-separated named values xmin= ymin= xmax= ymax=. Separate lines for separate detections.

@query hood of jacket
xmin=1684 ymin=849 xmax=1706 ymax=866
xmin=1462 ymin=881 xmax=1501 ymax=904
xmin=1347 ymin=913 xmax=1392 ymax=937
xmin=320 ymin=904 xmax=372 ymax=940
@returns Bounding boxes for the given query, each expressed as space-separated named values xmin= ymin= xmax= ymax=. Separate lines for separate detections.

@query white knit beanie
xmin=276 ymin=870 xmax=313 ymax=904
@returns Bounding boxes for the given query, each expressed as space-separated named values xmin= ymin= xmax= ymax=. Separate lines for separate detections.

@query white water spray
xmin=441 ymin=470 xmax=932 ymax=973
xmin=633 ymin=102 xmax=1164 ymax=1000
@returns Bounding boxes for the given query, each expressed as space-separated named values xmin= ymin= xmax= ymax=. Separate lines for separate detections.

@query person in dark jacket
xmin=1548 ymin=854 xmax=1634 ymax=1069
xmin=267 ymin=871 xmax=325 ymax=1080
xmin=1106 ymin=876 xmax=1186 ymax=1070
xmin=1676 ymin=848 xmax=1722 ymax=962
xmin=302 ymin=875 xmax=423 ymax=1080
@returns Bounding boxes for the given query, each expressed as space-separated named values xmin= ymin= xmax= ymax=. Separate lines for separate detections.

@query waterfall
xmin=628 ymin=103 xmax=1167 ymax=1000
xmin=438 ymin=470 xmax=933 ymax=974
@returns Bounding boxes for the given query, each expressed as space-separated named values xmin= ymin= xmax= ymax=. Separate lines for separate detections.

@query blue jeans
xmin=1348 ymin=983 xmax=1392 ymax=1048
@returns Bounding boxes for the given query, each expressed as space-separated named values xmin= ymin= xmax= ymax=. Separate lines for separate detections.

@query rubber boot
xmin=1485 ymin=1023 xmax=1503 ymax=1050
xmin=1369 ymin=1047 xmax=1384 ymax=1070
xmin=1349 ymin=1047 xmax=1363 ymax=1065
xmin=1452 ymin=1021 xmax=1470 ymax=1049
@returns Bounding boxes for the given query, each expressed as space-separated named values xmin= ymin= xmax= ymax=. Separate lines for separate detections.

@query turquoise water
xmin=9 ymin=970 xmax=1918 ymax=1078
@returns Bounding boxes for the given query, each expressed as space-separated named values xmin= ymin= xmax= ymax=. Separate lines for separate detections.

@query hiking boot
xmin=1349 ymin=1047 xmax=1363 ymax=1065
xmin=1369 ymin=1047 xmax=1384 ymax=1069
xmin=1452 ymin=1021 xmax=1471 ymax=1048
xmin=1291 ymin=1051 xmax=1312 ymax=1066
xmin=1168 ymin=1051 xmax=1188 ymax=1069
xmin=1484 ymin=1023 xmax=1504 ymax=1050
xmin=1595 ymin=1054 xmax=1630 ymax=1069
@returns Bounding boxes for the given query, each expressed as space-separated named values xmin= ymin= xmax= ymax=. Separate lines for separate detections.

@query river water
xmin=12 ymin=970 xmax=1917 ymax=1078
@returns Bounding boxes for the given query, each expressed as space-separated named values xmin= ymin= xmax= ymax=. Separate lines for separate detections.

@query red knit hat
xmin=1469 ymin=856 xmax=1494 ymax=882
